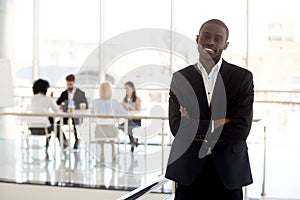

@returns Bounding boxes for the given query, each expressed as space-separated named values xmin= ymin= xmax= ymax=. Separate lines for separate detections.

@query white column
xmin=32 ymin=0 xmax=39 ymax=81
xmin=0 ymin=59 xmax=15 ymax=139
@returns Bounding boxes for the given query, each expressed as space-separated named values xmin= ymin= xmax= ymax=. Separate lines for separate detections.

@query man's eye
xmin=203 ymin=34 xmax=210 ymax=39
xmin=215 ymin=37 xmax=222 ymax=42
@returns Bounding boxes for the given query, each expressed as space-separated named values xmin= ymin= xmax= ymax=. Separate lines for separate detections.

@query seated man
xmin=56 ymin=74 xmax=88 ymax=149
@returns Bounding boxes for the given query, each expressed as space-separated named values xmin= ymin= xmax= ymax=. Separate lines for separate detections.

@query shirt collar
xmin=68 ymin=87 xmax=76 ymax=93
xmin=197 ymin=58 xmax=223 ymax=74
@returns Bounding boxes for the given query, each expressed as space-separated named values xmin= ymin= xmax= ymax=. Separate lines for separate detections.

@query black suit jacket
xmin=165 ymin=59 xmax=254 ymax=190
xmin=56 ymin=88 xmax=88 ymax=124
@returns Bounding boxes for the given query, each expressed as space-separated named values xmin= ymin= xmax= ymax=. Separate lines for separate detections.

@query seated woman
xmin=29 ymin=79 xmax=66 ymax=154
xmin=91 ymin=81 xmax=126 ymax=162
xmin=122 ymin=81 xmax=142 ymax=152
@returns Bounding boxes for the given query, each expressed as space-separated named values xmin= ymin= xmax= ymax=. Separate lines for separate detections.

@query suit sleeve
xmin=81 ymin=91 xmax=88 ymax=109
xmin=169 ymin=73 xmax=212 ymax=140
xmin=168 ymin=86 xmax=181 ymax=136
xmin=74 ymin=90 xmax=89 ymax=109
xmin=221 ymin=71 xmax=254 ymax=141
xmin=56 ymin=91 xmax=65 ymax=105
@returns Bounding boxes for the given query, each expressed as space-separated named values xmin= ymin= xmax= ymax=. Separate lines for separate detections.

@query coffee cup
xmin=80 ymin=103 xmax=87 ymax=110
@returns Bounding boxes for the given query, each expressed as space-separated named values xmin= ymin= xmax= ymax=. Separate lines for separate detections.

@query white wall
xmin=0 ymin=59 xmax=13 ymax=107
xmin=0 ymin=59 xmax=16 ymax=139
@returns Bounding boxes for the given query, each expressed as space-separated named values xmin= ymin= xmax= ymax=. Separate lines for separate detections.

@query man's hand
xmin=179 ymin=106 xmax=190 ymax=119
xmin=214 ymin=118 xmax=231 ymax=129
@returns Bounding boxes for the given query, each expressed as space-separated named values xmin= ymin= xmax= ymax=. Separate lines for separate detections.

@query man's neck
xmin=199 ymin=60 xmax=215 ymax=74
xmin=199 ymin=58 xmax=221 ymax=74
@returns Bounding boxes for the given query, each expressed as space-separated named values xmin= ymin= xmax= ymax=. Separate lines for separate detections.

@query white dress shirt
xmin=197 ymin=58 xmax=222 ymax=106
xmin=197 ymin=58 xmax=222 ymax=154
xmin=68 ymin=87 xmax=77 ymax=102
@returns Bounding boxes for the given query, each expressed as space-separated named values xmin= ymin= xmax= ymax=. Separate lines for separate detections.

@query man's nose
xmin=206 ymin=37 xmax=215 ymax=46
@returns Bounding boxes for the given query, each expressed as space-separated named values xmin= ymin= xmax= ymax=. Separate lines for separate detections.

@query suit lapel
xmin=181 ymin=62 xmax=232 ymax=117
xmin=64 ymin=90 xmax=69 ymax=101
xmin=211 ymin=60 xmax=232 ymax=118
xmin=190 ymin=61 xmax=232 ymax=110
xmin=212 ymin=60 xmax=232 ymax=101
xmin=73 ymin=89 xmax=78 ymax=100
xmin=188 ymin=64 xmax=210 ymax=110
xmin=218 ymin=60 xmax=232 ymax=89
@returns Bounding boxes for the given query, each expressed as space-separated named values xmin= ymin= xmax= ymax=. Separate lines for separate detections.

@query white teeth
xmin=204 ymin=48 xmax=214 ymax=53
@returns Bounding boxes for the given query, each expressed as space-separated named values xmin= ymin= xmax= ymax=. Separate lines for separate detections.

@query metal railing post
xmin=261 ymin=125 xmax=267 ymax=198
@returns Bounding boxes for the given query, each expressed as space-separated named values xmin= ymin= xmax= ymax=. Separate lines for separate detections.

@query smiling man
xmin=165 ymin=19 xmax=254 ymax=200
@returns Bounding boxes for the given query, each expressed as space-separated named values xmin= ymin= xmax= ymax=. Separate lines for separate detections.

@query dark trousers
xmin=174 ymin=156 xmax=243 ymax=200
xmin=60 ymin=118 xmax=79 ymax=141
xmin=120 ymin=120 xmax=141 ymax=145
xmin=128 ymin=127 xmax=135 ymax=144
xmin=49 ymin=117 xmax=66 ymax=143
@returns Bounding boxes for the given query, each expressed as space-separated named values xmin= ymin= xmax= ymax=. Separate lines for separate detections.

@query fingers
xmin=179 ymin=106 xmax=185 ymax=115
xmin=179 ymin=106 xmax=190 ymax=119
xmin=179 ymin=106 xmax=184 ymax=113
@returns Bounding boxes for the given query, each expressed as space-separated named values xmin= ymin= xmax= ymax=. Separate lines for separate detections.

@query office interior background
xmin=0 ymin=0 xmax=300 ymax=199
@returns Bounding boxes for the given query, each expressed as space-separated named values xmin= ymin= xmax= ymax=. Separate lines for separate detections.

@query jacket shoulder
xmin=224 ymin=61 xmax=252 ymax=77
xmin=61 ymin=90 xmax=68 ymax=96
xmin=174 ymin=64 xmax=197 ymax=77
xmin=76 ymin=88 xmax=85 ymax=94
xmin=177 ymin=64 xmax=196 ymax=73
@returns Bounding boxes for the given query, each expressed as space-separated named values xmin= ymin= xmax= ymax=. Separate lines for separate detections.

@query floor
xmin=0 ymin=118 xmax=300 ymax=200
xmin=0 ymin=137 xmax=172 ymax=193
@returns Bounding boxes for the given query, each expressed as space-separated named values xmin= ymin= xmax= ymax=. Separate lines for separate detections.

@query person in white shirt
xmin=92 ymin=81 xmax=126 ymax=162
xmin=29 ymin=79 xmax=67 ymax=150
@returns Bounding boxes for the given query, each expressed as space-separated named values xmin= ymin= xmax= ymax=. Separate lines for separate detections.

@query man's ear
xmin=196 ymin=35 xmax=199 ymax=43
xmin=223 ymin=41 xmax=229 ymax=50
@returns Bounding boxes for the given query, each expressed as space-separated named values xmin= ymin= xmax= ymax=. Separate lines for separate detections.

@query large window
xmin=11 ymin=0 xmax=33 ymax=87
xmin=39 ymin=0 xmax=100 ymax=87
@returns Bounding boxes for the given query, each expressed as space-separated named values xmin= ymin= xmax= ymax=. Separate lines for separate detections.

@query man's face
xmin=196 ymin=23 xmax=229 ymax=64
xmin=66 ymin=81 xmax=75 ymax=91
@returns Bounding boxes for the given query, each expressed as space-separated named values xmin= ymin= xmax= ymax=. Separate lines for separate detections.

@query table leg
xmin=60 ymin=118 xmax=63 ymax=159
xmin=53 ymin=119 xmax=57 ymax=160
xmin=68 ymin=117 xmax=72 ymax=183
xmin=124 ymin=119 xmax=128 ymax=169
xmin=161 ymin=119 xmax=165 ymax=191
xmin=125 ymin=119 xmax=128 ymax=152
xmin=261 ymin=125 xmax=267 ymax=198
xmin=88 ymin=117 xmax=91 ymax=163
